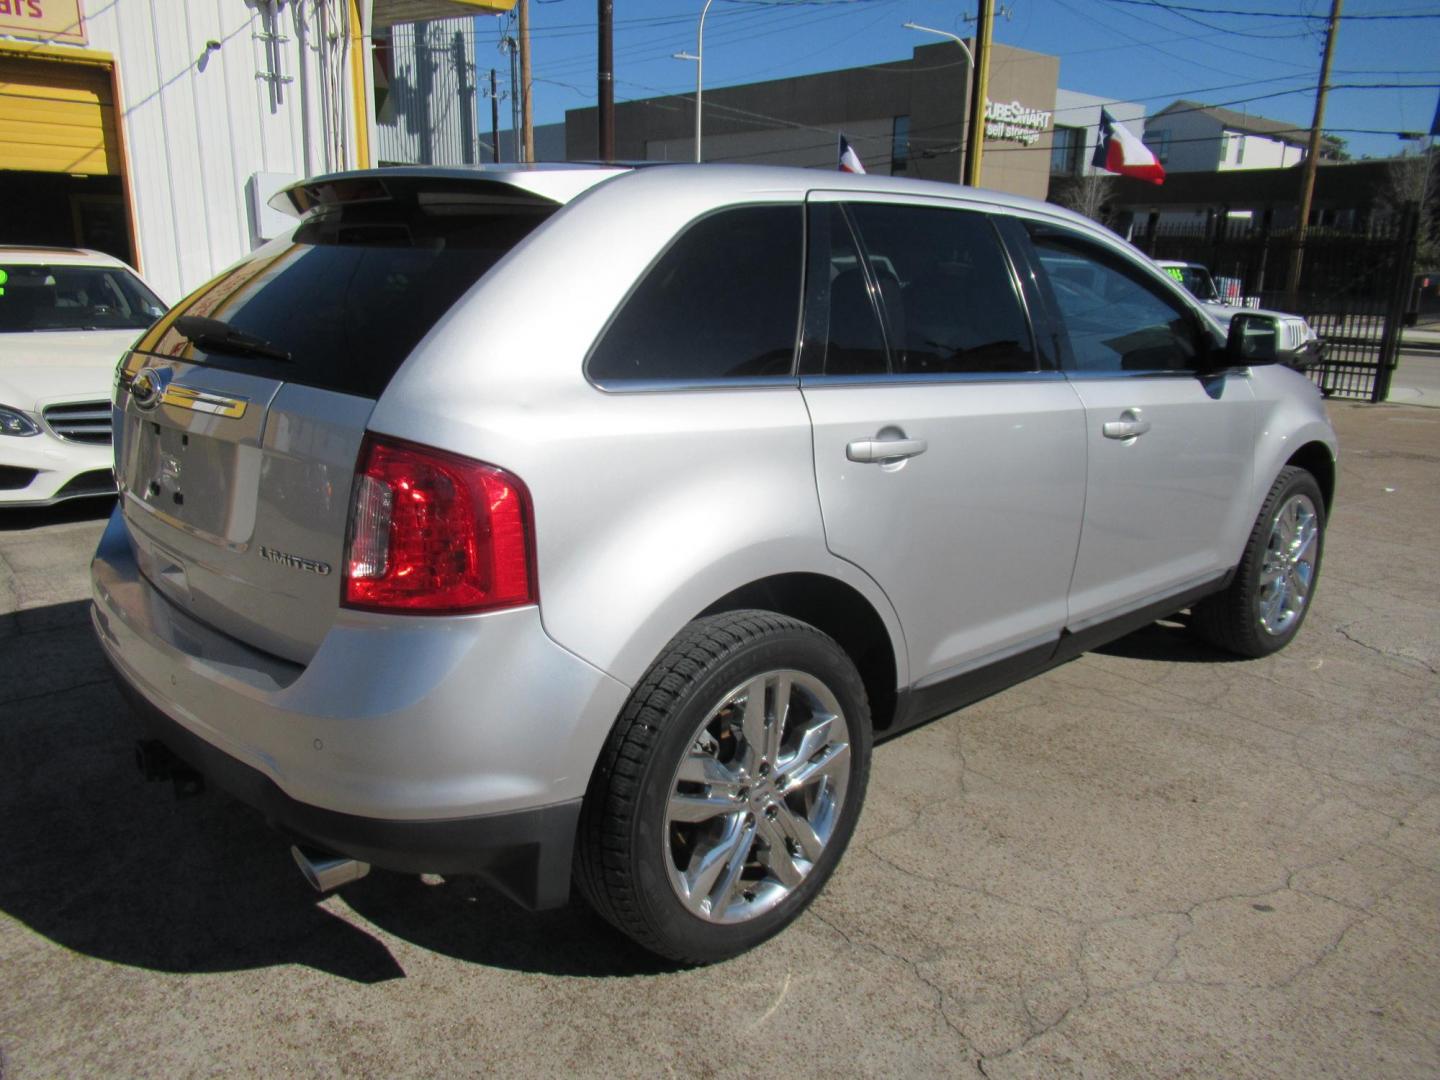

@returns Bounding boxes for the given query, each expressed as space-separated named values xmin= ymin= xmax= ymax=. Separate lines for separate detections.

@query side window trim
xmin=798 ymin=202 xmax=890 ymax=377
xmin=995 ymin=216 xmax=1073 ymax=372
xmin=840 ymin=203 xmax=903 ymax=373
xmin=981 ymin=214 xmax=1047 ymax=372
xmin=584 ymin=201 xmax=806 ymax=393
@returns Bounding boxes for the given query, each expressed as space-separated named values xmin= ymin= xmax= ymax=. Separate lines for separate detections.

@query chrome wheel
xmin=1258 ymin=492 xmax=1319 ymax=636
xmin=663 ymin=669 xmax=851 ymax=925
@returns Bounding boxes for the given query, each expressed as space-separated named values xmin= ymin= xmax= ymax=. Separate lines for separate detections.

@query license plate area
xmin=127 ymin=416 xmax=260 ymax=545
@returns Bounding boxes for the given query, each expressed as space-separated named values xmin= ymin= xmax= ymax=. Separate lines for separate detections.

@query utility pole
xmin=598 ymin=0 xmax=614 ymax=160
xmin=506 ymin=34 xmax=521 ymax=163
xmin=519 ymin=0 xmax=534 ymax=163
xmin=964 ymin=0 xmax=994 ymax=187
xmin=1288 ymin=0 xmax=1342 ymax=298
xmin=489 ymin=68 xmax=501 ymax=163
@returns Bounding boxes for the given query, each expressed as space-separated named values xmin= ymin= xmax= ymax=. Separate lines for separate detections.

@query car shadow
xmin=0 ymin=496 xmax=115 ymax=531
xmin=1094 ymin=615 xmax=1244 ymax=664
xmin=0 ymin=599 xmax=673 ymax=984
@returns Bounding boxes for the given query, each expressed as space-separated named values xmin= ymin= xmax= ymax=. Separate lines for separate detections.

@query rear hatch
xmin=113 ymin=171 xmax=603 ymax=664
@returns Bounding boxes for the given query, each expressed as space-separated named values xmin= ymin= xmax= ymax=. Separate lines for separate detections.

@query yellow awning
xmin=372 ymin=0 xmax=517 ymax=28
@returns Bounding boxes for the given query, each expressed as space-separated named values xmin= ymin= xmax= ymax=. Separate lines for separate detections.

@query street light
xmin=904 ymin=21 xmax=975 ymax=185
xmin=673 ymin=0 xmax=717 ymax=163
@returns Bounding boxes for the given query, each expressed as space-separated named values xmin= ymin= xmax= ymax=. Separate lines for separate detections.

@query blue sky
xmin=470 ymin=0 xmax=1439 ymax=161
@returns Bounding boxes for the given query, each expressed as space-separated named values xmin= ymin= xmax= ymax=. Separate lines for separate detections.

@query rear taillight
xmin=342 ymin=434 xmax=535 ymax=614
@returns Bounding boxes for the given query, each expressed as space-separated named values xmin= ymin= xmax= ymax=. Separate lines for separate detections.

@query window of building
xmin=1219 ymin=132 xmax=1230 ymax=160
xmin=1050 ymin=125 xmax=1085 ymax=177
xmin=1236 ymin=134 xmax=1246 ymax=165
xmin=587 ymin=205 xmax=803 ymax=385
xmin=1026 ymin=226 xmax=1202 ymax=374
xmin=802 ymin=202 xmax=1036 ymax=377
xmin=891 ymin=116 xmax=910 ymax=175
xmin=1144 ymin=128 xmax=1171 ymax=164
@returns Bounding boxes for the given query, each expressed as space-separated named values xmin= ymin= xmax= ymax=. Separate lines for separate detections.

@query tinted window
xmin=800 ymin=204 xmax=889 ymax=376
xmin=588 ymin=205 xmax=802 ymax=385
xmin=1029 ymin=229 xmax=1201 ymax=374
xmin=0 ymin=264 xmax=164 ymax=333
xmin=845 ymin=203 xmax=1036 ymax=375
xmin=135 ymin=179 xmax=556 ymax=398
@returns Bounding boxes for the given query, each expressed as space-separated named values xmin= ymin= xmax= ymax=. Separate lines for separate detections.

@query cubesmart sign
xmin=0 ymin=0 xmax=87 ymax=45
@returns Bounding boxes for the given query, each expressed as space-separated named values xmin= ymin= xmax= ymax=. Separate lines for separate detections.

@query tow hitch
xmin=134 ymin=739 xmax=206 ymax=799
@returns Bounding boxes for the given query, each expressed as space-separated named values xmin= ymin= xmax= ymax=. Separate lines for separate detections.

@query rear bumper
xmin=111 ymin=663 xmax=580 ymax=908
xmin=91 ymin=505 xmax=632 ymax=907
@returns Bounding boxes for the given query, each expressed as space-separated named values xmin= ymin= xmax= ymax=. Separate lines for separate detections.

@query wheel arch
xmin=697 ymin=572 xmax=903 ymax=733
xmin=1285 ymin=440 xmax=1336 ymax=515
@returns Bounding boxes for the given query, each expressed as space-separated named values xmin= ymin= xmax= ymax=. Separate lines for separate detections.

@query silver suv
xmin=92 ymin=164 xmax=1336 ymax=963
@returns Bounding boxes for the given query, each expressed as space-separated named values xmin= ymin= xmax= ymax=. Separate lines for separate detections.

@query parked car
xmin=1155 ymin=259 xmax=1322 ymax=369
xmin=1 ymin=246 xmax=166 ymax=506
xmin=92 ymin=165 xmax=1336 ymax=963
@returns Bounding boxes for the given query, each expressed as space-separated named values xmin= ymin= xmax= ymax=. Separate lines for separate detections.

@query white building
xmin=0 ymin=0 xmax=512 ymax=303
xmin=1048 ymin=89 xmax=1145 ymax=181
xmin=1143 ymin=100 xmax=1307 ymax=174
xmin=375 ymin=14 xmax=508 ymax=166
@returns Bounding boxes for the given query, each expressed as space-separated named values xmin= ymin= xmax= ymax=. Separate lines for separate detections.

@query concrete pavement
xmin=1 ymin=402 xmax=1437 ymax=1077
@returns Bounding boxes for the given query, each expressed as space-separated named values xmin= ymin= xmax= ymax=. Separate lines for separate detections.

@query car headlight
xmin=0 ymin=405 xmax=41 ymax=437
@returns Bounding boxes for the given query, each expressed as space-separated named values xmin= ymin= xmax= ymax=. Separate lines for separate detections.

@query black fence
xmin=1131 ymin=207 xmax=1421 ymax=402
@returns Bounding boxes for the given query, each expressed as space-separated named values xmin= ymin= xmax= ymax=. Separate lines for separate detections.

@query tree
xmin=1052 ymin=173 xmax=1115 ymax=225
xmin=1379 ymin=148 xmax=1438 ymax=269
xmin=1319 ymin=133 xmax=1350 ymax=162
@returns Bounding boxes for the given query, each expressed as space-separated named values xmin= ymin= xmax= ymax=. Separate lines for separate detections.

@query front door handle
xmin=846 ymin=436 xmax=928 ymax=463
xmin=1102 ymin=409 xmax=1151 ymax=440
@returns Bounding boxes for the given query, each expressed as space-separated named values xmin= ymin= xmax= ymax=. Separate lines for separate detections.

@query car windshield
xmin=0 ymin=263 xmax=165 ymax=333
xmin=1161 ymin=263 xmax=1221 ymax=304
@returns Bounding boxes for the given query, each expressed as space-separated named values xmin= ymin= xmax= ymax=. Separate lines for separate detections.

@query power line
xmin=1103 ymin=0 xmax=1440 ymax=19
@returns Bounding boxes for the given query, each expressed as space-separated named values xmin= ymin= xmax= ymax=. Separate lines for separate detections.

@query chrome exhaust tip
xmin=291 ymin=845 xmax=370 ymax=893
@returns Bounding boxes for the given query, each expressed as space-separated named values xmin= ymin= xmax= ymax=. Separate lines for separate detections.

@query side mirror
xmin=1225 ymin=311 xmax=1281 ymax=366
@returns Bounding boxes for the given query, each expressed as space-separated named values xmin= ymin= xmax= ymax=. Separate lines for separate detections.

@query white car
xmin=0 ymin=246 xmax=166 ymax=507
xmin=1155 ymin=260 xmax=1321 ymax=368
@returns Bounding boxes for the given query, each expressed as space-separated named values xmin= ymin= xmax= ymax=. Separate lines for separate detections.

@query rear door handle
xmin=1102 ymin=409 xmax=1151 ymax=440
xmin=846 ymin=436 xmax=928 ymax=463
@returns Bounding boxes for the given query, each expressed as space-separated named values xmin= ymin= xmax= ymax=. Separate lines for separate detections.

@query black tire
xmin=575 ymin=610 xmax=872 ymax=964
xmin=1192 ymin=466 xmax=1326 ymax=658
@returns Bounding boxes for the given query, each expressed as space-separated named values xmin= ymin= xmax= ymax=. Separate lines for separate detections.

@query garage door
xmin=0 ymin=54 xmax=117 ymax=176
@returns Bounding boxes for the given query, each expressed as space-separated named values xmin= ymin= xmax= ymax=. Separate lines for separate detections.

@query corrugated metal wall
xmin=81 ymin=0 xmax=353 ymax=301
xmin=375 ymin=16 xmax=488 ymax=166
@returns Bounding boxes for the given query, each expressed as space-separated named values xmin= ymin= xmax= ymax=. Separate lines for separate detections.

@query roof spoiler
xmin=268 ymin=164 xmax=630 ymax=220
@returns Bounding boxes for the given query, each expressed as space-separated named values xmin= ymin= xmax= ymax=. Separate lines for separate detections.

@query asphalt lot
xmin=2 ymin=402 xmax=1437 ymax=1078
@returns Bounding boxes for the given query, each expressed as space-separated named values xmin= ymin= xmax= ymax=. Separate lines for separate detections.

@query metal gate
xmin=1134 ymin=206 xmax=1422 ymax=403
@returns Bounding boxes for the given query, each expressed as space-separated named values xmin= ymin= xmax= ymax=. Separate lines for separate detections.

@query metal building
xmin=0 ymin=0 xmax=513 ymax=302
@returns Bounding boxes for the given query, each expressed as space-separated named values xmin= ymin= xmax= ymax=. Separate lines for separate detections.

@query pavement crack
xmin=806 ymin=908 xmax=978 ymax=1058
xmin=0 ymin=677 xmax=112 ymax=710
xmin=862 ymin=844 xmax=1083 ymax=926
xmin=1335 ymin=626 xmax=1438 ymax=675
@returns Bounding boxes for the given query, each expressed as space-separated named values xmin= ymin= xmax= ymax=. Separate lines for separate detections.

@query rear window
xmin=0 ymin=263 xmax=165 ymax=333
xmin=134 ymin=179 xmax=557 ymax=398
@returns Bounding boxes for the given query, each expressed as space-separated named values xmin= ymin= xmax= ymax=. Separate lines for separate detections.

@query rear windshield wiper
xmin=174 ymin=314 xmax=292 ymax=363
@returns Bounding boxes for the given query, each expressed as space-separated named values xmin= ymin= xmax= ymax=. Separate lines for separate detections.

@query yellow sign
xmin=0 ymin=0 xmax=86 ymax=45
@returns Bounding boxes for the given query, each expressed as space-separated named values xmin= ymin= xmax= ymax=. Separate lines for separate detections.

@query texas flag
xmin=837 ymin=133 xmax=866 ymax=174
xmin=1092 ymin=108 xmax=1165 ymax=185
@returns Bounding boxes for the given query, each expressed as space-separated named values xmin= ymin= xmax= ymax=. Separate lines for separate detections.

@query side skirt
xmin=883 ymin=572 xmax=1233 ymax=740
